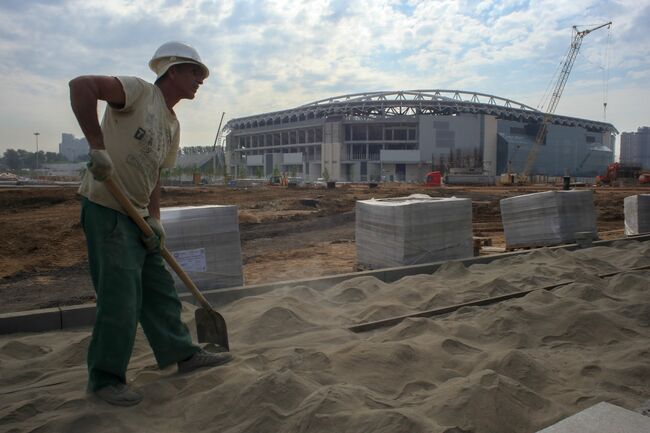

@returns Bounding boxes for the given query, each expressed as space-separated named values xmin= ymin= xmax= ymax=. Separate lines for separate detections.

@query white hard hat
xmin=149 ymin=41 xmax=209 ymax=80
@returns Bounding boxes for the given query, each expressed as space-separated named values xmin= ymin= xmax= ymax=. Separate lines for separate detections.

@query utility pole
xmin=212 ymin=112 xmax=225 ymax=183
xmin=33 ymin=132 xmax=40 ymax=171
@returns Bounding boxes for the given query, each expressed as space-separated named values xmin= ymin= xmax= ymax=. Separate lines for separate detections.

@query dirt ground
xmin=0 ymin=183 xmax=645 ymax=313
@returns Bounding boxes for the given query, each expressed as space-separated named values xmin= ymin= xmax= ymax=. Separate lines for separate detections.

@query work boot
xmin=94 ymin=383 xmax=143 ymax=407
xmin=178 ymin=349 xmax=233 ymax=374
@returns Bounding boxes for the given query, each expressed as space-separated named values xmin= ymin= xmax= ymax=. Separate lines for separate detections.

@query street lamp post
xmin=33 ymin=132 xmax=40 ymax=171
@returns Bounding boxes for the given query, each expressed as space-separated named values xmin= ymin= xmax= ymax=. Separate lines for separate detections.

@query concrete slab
xmin=537 ymin=402 xmax=650 ymax=433
xmin=60 ymin=304 xmax=96 ymax=329
xmin=2 ymin=233 xmax=650 ymax=335
xmin=624 ymin=194 xmax=650 ymax=235
xmin=382 ymin=263 xmax=440 ymax=282
xmin=0 ymin=307 xmax=61 ymax=334
xmin=185 ymin=270 xmax=384 ymax=308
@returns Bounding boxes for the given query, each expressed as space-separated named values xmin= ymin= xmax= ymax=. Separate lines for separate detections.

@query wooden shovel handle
xmin=103 ymin=177 xmax=214 ymax=311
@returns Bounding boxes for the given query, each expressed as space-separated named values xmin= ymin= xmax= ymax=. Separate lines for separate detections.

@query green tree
xmin=17 ymin=150 xmax=35 ymax=169
xmin=2 ymin=149 xmax=21 ymax=169
xmin=322 ymin=167 xmax=329 ymax=181
xmin=255 ymin=166 xmax=263 ymax=178
xmin=238 ymin=161 xmax=246 ymax=178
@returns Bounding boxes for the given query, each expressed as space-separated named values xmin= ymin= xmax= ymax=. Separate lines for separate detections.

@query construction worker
xmin=69 ymin=41 xmax=232 ymax=407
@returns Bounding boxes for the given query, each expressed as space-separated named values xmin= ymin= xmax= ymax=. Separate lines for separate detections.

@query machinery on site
xmin=425 ymin=171 xmax=442 ymax=187
xmin=508 ymin=22 xmax=612 ymax=184
xmin=596 ymin=162 xmax=643 ymax=186
xmin=268 ymin=174 xmax=285 ymax=186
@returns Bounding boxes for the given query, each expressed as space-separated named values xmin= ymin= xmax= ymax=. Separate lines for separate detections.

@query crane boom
xmin=522 ymin=22 xmax=612 ymax=178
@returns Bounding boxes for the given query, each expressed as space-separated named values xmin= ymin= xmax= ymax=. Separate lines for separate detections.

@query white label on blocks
xmin=171 ymin=248 xmax=207 ymax=272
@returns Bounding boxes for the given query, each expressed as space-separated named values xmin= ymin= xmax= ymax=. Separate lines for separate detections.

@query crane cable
xmin=603 ymin=24 xmax=612 ymax=121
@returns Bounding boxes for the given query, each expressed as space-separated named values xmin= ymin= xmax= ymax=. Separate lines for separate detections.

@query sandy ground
xmin=0 ymin=183 xmax=644 ymax=313
xmin=1 ymin=240 xmax=649 ymax=432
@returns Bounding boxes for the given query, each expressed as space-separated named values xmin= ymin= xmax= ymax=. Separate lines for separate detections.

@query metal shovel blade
xmin=195 ymin=308 xmax=230 ymax=351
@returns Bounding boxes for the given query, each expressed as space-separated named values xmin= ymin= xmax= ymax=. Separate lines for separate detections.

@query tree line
xmin=1 ymin=149 xmax=74 ymax=170
xmin=1 ymin=145 xmax=225 ymax=171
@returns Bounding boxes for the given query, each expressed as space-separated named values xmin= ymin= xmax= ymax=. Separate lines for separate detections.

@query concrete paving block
xmin=501 ymin=190 xmax=597 ymax=248
xmin=0 ymin=307 xmax=62 ymax=334
xmin=60 ymin=304 xmax=96 ymax=329
xmin=356 ymin=194 xmax=473 ymax=269
xmin=537 ymin=401 xmax=650 ymax=433
xmin=162 ymin=205 xmax=244 ymax=294
xmin=624 ymin=194 xmax=650 ymax=235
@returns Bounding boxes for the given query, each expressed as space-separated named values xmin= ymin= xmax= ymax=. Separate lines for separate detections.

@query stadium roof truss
xmin=225 ymin=90 xmax=617 ymax=134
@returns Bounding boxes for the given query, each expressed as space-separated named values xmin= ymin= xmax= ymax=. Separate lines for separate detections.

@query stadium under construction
xmin=224 ymin=89 xmax=617 ymax=183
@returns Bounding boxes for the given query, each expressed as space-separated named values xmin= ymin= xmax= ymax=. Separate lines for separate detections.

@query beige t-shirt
xmin=78 ymin=76 xmax=180 ymax=216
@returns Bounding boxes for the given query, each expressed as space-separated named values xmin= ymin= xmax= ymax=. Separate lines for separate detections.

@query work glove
xmin=141 ymin=216 xmax=166 ymax=252
xmin=87 ymin=149 xmax=114 ymax=181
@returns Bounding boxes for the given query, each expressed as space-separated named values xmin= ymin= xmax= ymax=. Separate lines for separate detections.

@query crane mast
xmin=522 ymin=21 xmax=612 ymax=179
xmin=212 ymin=111 xmax=226 ymax=182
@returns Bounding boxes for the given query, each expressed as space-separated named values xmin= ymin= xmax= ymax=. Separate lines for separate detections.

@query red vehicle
xmin=596 ymin=163 xmax=642 ymax=185
xmin=425 ymin=171 xmax=442 ymax=186
xmin=639 ymin=173 xmax=650 ymax=184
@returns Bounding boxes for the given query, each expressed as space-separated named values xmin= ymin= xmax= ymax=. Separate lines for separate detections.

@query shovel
xmin=103 ymin=177 xmax=230 ymax=351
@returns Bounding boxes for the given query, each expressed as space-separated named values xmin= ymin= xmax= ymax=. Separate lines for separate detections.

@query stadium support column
xmin=322 ymin=119 xmax=342 ymax=180
xmin=482 ymin=115 xmax=498 ymax=176
xmin=225 ymin=134 xmax=234 ymax=179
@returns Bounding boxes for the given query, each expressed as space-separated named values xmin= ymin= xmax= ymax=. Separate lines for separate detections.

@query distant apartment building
xmin=620 ymin=127 xmax=650 ymax=169
xmin=59 ymin=133 xmax=88 ymax=162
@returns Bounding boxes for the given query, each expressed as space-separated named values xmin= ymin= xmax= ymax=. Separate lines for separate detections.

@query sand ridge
xmin=1 ymin=241 xmax=649 ymax=432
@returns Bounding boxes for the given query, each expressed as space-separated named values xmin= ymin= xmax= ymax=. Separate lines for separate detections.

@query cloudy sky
xmin=1 ymin=0 xmax=648 ymax=155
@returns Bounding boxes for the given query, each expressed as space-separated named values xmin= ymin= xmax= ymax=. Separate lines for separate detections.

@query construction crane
xmin=520 ymin=21 xmax=612 ymax=181
xmin=211 ymin=111 xmax=226 ymax=182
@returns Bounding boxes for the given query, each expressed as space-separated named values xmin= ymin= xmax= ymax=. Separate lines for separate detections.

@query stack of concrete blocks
xmin=161 ymin=205 xmax=243 ymax=294
xmin=624 ymin=194 xmax=650 ymax=235
xmin=356 ymin=194 xmax=473 ymax=269
xmin=500 ymin=190 xmax=597 ymax=249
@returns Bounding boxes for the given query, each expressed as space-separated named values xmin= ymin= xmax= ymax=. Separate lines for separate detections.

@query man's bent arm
xmin=69 ymin=76 xmax=126 ymax=150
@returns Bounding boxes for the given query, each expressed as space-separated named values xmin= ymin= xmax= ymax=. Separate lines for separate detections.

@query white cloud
xmin=0 ymin=0 xmax=649 ymax=153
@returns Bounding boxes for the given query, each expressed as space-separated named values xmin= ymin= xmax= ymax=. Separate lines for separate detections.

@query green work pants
xmin=81 ymin=198 xmax=198 ymax=392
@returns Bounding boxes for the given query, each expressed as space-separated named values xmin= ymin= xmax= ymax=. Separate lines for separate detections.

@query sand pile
xmin=1 ymin=241 xmax=649 ymax=432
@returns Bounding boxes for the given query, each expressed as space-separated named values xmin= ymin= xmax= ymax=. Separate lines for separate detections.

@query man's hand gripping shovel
xmin=103 ymin=176 xmax=230 ymax=352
